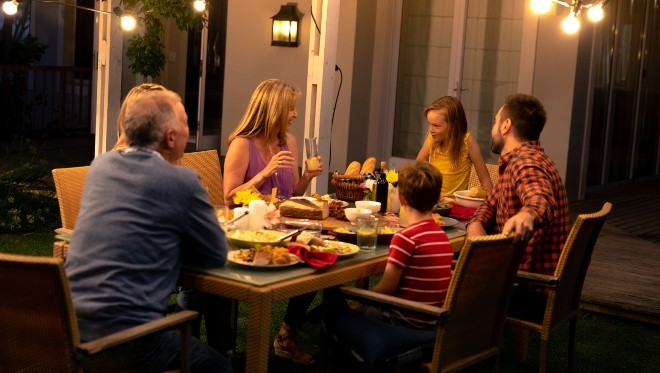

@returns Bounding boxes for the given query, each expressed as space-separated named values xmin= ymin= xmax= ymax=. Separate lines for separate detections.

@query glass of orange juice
xmin=305 ymin=137 xmax=320 ymax=171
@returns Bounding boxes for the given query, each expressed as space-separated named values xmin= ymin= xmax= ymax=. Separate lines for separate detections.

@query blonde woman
xmin=416 ymin=96 xmax=493 ymax=197
xmin=113 ymin=83 xmax=166 ymax=150
xmin=224 ymin=79 xmax=323 ymax=365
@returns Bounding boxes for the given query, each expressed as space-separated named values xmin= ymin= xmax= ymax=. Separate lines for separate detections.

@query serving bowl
xmin=343 ymin=207 xmax=372 ymax=223
xmin=226 ymin=229 xmax=292 ymax=248
xmin=354 ymin=200 xmax=381 ymax=214
xmin=453 ymin=190 xmax=484 ymax=208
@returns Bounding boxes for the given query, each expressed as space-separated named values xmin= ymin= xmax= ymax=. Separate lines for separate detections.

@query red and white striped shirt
xmin=388 ymin=219 xmax=454 ymax=307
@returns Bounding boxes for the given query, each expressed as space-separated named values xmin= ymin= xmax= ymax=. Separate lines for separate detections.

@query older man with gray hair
xmin=65 ymin=88 xmax=232 ymax=372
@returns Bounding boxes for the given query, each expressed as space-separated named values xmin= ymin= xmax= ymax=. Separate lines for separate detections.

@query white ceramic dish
xmin=354 ymin=200 xmax=381 ymax=214
xmin=343 ymin=207 xmax=372 ymax=223
xmin=453 ymin=190 xmax=485 ymax=208
xmin=438 ymin=217 xmax=459 ymax=228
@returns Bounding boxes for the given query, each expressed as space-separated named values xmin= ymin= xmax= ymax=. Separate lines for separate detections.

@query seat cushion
xmin=330 ymin=307 xmax=436 ymax=368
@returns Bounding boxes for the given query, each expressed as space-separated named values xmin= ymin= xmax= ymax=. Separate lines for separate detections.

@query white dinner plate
xmin=227 ymin=250 xmax=300 ymax=268
xmin=440 ymin=217 xmax=459 ymax=228
xmin=312 ymin=241 xmax=360 ymax=257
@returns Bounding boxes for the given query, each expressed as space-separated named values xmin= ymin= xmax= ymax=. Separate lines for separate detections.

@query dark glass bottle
xmin=376 ymin=169 xmax=388 ymax=213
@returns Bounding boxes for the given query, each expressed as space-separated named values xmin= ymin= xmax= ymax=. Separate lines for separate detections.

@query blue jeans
xmin=79 ymin=329 xmax=232 ymax=372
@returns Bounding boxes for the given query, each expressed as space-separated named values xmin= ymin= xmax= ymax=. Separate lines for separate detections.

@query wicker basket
xmin=331 ymin=174 xmax=366 ymax=201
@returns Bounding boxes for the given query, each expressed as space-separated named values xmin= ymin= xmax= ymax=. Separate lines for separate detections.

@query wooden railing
xmin=0 ymin=65 xmax=93 ymax=135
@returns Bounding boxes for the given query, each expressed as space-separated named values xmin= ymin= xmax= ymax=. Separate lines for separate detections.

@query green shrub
xmin=0 ymin=146 xmax=59 ymax=233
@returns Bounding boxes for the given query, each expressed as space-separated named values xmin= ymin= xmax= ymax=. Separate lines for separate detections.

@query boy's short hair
xmin=398 ymin=160 xmax=443 ymax=213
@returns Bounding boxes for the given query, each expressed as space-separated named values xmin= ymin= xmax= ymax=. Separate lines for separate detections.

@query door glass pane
xmin=460 ymin=0 xmax=524 ymax=164
xmin=607 ymin=0 xmax=645 ymax=183
xmin=634 ymin=0 xmax=660 ymax=177
xmin=392 ymin=0 xmax=455 ymax=159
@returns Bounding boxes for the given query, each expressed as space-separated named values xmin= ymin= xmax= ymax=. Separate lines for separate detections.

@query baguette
xmin=360 ymin=157 xmax=377 ymax=174
xmin=344 ymin=161 xmax=361 ymax=177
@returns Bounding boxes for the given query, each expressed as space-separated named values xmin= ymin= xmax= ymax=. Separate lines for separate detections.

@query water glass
xmin=356 ymin=216 xmax=379 ymax=252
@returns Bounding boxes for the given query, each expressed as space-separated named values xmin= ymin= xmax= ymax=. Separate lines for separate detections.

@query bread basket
xmin=331 ymin=174 xmax=366 ymax=201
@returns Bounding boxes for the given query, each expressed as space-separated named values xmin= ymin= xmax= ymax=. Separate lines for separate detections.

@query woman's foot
xmin=273 ymin=327 xmax=315 ymax=365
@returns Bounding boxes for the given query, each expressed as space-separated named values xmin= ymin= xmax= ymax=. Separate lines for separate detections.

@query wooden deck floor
xmin=570 ymin=179 xmax=660 ymax=324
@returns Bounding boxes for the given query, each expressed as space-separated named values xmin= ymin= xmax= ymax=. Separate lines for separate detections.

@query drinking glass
xmin=305 ymin=137 xmax=320 ymax=171
xmin=356 ymin=216 xmax=379 ymax=252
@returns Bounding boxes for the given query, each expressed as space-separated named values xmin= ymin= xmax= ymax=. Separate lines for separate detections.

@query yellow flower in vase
xmin=233 ymin=189 xmax=262 ymax=207
xmin=385 ymin=169 xmax=398 ymax=185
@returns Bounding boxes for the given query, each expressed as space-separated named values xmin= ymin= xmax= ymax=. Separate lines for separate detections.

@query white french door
xmin=389 ymin=0 xmax=528 ymax=167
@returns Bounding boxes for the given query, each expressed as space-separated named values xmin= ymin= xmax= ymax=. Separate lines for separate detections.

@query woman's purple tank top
xmin=245 ymin=138 xmax=294 ymax=199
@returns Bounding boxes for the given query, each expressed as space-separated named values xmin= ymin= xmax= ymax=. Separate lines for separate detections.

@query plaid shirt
xmin=468 ymin=141 xmax=570 ymax=275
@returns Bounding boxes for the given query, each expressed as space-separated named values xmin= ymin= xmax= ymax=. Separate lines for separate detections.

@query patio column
xmin=303 ymin=0 xmax=340 ymax=195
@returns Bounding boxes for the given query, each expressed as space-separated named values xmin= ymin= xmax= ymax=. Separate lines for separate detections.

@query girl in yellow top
xmin=416 ymin=96 xmax=493 ymax=197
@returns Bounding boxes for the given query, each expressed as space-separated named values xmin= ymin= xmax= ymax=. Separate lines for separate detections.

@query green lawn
xmin=2 ymin=228 xmax=659 ymax=372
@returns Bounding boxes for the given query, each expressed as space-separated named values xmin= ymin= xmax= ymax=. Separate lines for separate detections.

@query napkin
xmin=287 ymin=243 xmax=338 ymax=269
xmin=447 ymin=201 xmax=477 ymax=220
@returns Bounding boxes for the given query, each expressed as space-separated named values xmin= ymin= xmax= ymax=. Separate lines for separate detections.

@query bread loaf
xmin=360 ymin=157 xmax=376 ymax=174
xmin=279 ymin=199 xmax=329 ymax=220
xmin=344 ymin=161 xmax=361 ymax=177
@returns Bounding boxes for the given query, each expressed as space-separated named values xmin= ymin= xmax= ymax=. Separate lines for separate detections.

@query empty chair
xmin=506 ymin=202 xmax=612 ymax=372
xmin=52 ymin=166 xmax=89 ymax=230
xmin=325 ymin=234 xmax=525 ymax=372
xmin=179 ymin=149 xmax=224 ymax=206
xmin=468 ymin=163 xmax=498 ymax=190
xmin=0 ymin=252 xmax=198 ymax=372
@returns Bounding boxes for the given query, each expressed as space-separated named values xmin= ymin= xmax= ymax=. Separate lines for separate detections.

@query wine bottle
xmin=376 ymin=169 xmax=388 ymax=213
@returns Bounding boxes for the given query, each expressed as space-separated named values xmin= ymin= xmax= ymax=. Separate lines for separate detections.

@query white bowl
xmin=453 ymin=190 xmax=484 ymax=208
xmin=343 ymin=207 xmax=372 ymax=223
xmin=355 ymin=200 xmax=381 ymax=214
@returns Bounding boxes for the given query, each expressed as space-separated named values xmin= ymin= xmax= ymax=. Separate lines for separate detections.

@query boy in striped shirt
xmin=355 ymin=160 xmax=454 ymax=329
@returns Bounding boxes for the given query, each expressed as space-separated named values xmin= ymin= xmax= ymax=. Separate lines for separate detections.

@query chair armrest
xmin=340 ymin=286 xmax=448 ymax=322
xmin=516 ymin=270 xmax=559 ymax=288
xmin=78 ymin=310 xmax=198 ymax=355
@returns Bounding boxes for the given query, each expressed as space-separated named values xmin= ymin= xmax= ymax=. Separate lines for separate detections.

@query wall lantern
xmin=271 ymin=4 xmax=300 ymax=47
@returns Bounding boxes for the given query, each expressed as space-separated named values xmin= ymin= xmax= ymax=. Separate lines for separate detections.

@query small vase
xmin=387 ymin=184 xmax=400 ymax=214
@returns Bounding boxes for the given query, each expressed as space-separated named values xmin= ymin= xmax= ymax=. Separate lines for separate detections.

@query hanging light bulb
xmin=120 ymin=15 xmax=137 ymax=31
xmin=530 ymin=0 xmax=553 ymax=14
xmin=562 ymin=11 xmax=580 ymax=34
xmin=193 ymin=0 xmax=205 ymax=12
xmin=2 ymin=0 xmax=18 ymax=15
xmin=587 ymin=4 xmax=604 ymax=22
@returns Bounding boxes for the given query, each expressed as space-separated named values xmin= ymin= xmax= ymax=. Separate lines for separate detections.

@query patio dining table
xmin=177 ymin=226 xmax=466 ymax=373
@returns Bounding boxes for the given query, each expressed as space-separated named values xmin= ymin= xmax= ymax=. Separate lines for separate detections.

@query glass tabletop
xmin=183 ymin=226 xmax=465 ymax=287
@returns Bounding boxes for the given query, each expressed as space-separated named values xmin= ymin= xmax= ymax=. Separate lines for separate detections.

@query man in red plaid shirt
xmin=466 ymin=93 xmax=570 ymax=320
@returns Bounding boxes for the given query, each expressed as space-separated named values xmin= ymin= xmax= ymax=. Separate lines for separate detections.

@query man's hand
xmin=502 ymin=210 xmax=535 ymax=243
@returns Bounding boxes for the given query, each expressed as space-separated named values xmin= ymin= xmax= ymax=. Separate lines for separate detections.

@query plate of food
xmin=332 ymin=226 xmax=400 ymax=245
xmin=311 ymin=240 xmax=360 ymax=257
xmin=435 ymin=216 xmax=459 ymax=228
xmin=432 ymin=201 xmax=453 ymax=216
xmin=226 ymin=229 xmax=293 ymax=248
xmin=227 ymin=246 xmax=300 ymax=267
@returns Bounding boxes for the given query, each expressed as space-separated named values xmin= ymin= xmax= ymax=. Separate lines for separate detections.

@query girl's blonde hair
xmin=227 ymin=79 xmax=301 ymax=146
xmin=423 ymin=96 xmax=468 ymax=171
xmin=114 ymin=83 xmax=166 ymax=150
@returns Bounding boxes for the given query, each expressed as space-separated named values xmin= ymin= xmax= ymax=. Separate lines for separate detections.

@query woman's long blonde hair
xmin=423 ymin=96 xmax=468 ymax=171
xmin=227 ymin=79 xmax=301 ymax=147
xmin=114 ymin=83 xmax=166 ymax=150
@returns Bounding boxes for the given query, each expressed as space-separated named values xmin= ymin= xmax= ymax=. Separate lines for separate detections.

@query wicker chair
xmin=180 ymin=150 xmax=224 ymax=206
xmin=467 ymin=163 xmax=499 ymax=189
xmin=506 ymin=202 xmax=612 ymax=372
xmin=52 ymin=166 xmax=89 ymax=230
xmin=0 ymin=253 xmax=198 ymax=372
xmin=325 ymin=234 xmax=525 ymax=372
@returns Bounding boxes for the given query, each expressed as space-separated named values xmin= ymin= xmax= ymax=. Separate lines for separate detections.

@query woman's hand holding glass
xmin=268 ymin=150 xmax=295 ymax=176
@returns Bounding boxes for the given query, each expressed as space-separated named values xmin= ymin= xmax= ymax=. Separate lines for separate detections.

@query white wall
xmin=531 ymin=11 xmax=579 ymax=180
xmin=221 ymin=0 xmax=312 ymax=156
